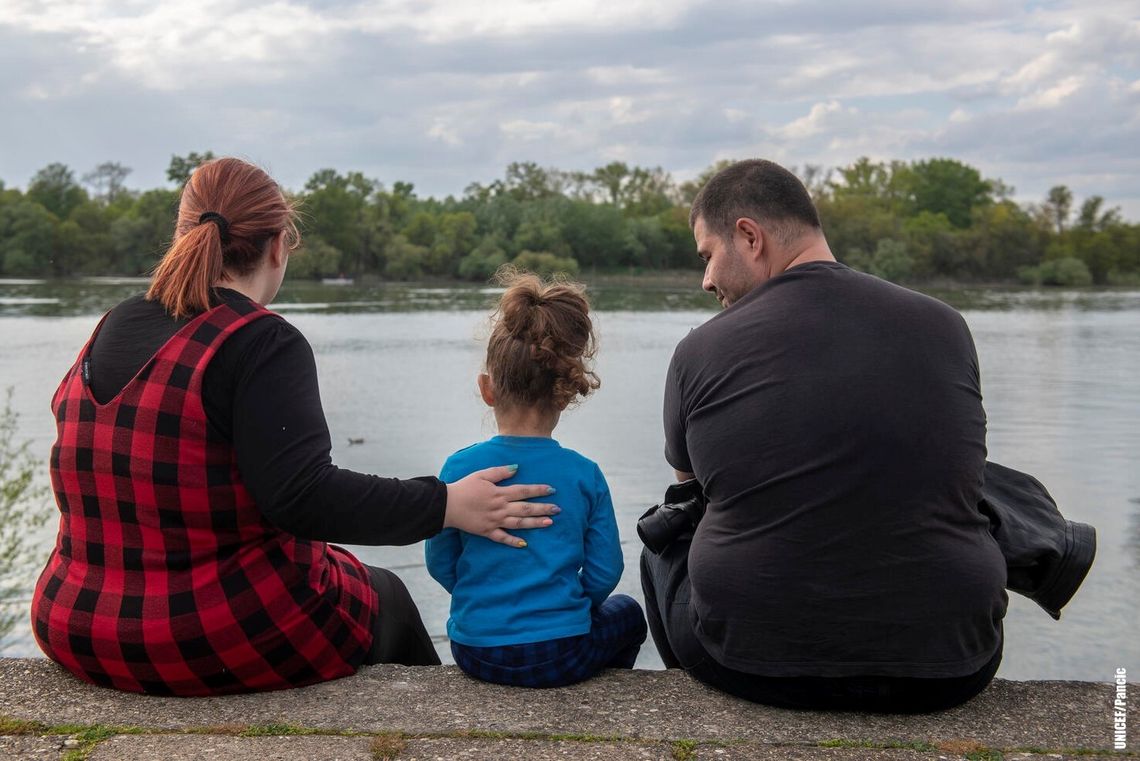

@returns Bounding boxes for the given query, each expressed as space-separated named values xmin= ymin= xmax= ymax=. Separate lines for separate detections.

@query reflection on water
xmin=0 ymin=278 xmax=1137 ymax=680
xmin=1130 ymin=498 xmax=1140 ymax=571
xmin=5 ymin=276 xmax=1140 ymax=318
xmin=0 ymin=277 xmax=726 ymax=317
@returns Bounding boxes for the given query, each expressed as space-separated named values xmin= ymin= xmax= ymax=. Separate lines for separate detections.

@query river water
xmin=1 ymin=277 xmax=1137 ymax=680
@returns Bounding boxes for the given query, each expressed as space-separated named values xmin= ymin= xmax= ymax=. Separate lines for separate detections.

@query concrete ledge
xmin=0 ymin=658 xmax=1135 ymax=759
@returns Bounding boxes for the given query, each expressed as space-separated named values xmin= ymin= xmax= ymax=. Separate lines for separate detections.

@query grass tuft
xmin=671 ymin=738 xmax=698 ymax=760
xmin=0 ymin=716 xmax=47 ymax=735
xmin=370 ymin=732 xmax=408 ymax=760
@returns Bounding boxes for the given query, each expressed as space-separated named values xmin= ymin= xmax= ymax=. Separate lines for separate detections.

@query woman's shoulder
xmin=212 ymin=291 xmax=304 ymax=345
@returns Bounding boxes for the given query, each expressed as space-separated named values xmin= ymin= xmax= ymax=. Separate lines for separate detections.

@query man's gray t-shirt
xmin=664 ymin=262 xmax=1007 ymax=678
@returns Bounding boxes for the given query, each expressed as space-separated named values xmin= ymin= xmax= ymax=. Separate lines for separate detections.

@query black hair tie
xmin=198 ymin=211 xmax=231 ymax=244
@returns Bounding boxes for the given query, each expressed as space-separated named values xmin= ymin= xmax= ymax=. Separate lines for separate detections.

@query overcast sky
xmin=1 ymin=1 xmax=1137 ymax=217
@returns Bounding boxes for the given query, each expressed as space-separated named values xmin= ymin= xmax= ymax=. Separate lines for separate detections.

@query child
xmin=425 ymin=268 xmax=647 ymax=687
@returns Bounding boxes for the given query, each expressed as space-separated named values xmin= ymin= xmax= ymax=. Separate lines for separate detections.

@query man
xmin=640 ymin=159 xmax=1094 ymax=712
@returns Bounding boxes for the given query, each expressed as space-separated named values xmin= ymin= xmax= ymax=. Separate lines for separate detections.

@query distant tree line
xmin=1 ymin=153 xmax=1137 ymax=287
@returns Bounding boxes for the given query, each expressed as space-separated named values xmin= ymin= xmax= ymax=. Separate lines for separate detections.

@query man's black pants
xmin=639 ymin=536 xmax=1001 ymax=713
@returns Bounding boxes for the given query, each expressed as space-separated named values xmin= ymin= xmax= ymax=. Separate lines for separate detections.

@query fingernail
xmin=550 ymin=506 xmax=562 ymax=514
xmin=543 ymin=518 xmax=553 ymax=526
xmin=517 ymin=540 xmax=527 ymax=548
xmin=507 ymin=464 xmax=518 ymax=474
xmin=547 ymin=486 xmax=557 ymax=495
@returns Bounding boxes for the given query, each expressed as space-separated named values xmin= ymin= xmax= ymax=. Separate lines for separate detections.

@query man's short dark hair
xmin=689 ymin=159 xmax=822 ymax=246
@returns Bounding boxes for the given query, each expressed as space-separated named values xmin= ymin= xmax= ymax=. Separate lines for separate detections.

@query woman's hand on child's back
xmin=444 ymin=465 xmax=558 ymax=548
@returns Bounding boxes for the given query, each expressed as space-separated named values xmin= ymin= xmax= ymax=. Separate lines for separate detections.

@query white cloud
xmin=428 ymin=119 xmax=463 ymax=147
xmin=499 ymin=119 xmax=564 ymax=142
xmin=1015 ymin=75 xmax=1083 ymax=110
xmin=777 ymin=101 xmax=851 ymax=139
xmin=0 ymin=0 xmax=1137 ymax=218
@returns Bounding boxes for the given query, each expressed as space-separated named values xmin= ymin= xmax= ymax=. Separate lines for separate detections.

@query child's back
xmin=429 ymin=436 xmax=621 ymax=647
xmin=425 ymin=267 xmax=646 ymax=687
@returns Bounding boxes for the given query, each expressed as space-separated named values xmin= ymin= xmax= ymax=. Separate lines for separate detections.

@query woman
xmin=31 ymin=157 xmax=557 ymax=696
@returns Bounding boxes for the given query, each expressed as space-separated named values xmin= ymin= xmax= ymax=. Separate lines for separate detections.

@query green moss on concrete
xmin=0 ymin=716 xmax=47 ymax=734
xmin=2 ymin=713 xmax=1134 ymax=758
xmin=819 ymin=738 xmax=939 ymax=751
xmin=671 ymin=738 xmax=698 ymax=760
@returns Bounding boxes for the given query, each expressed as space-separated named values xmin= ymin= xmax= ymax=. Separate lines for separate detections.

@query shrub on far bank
xmin=457 ymin=238 xmax=508 ymax=281
xmin=869 ymin=238 xmax=914 ymax=283
xmin=511 ymin=250 xmax=580 ymax=279
xmin=1018 ymin=257 xmax=1093 ymax=287
xmin=1106 ymin=269 xmax=1140 ymax=287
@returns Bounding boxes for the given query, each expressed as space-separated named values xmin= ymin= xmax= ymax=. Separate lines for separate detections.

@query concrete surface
xmin=0 ymin=658 xmax=1134 ymax=759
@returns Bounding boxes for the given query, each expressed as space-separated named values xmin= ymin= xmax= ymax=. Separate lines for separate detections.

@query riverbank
xmin=0 ymin=658 xmax=1133 ymax=760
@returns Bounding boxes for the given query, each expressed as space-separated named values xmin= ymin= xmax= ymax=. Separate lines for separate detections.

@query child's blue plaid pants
xmin=451 ymin=594 xmax=647 ymax=688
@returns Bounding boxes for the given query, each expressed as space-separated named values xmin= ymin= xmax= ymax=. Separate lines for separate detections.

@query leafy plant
xmin=0 ymin=387 xmax=51 ymax=644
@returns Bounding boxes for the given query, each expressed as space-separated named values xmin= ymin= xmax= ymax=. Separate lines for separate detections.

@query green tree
xmin=166 ymin=151 xmax=216 ymax=186
xmin=904 ymin=158 xmax=992 ymax=229
xmin=1043 ymin=185 xmax=1074 ymax=235
xmin=27 ymin=163 xmax=87 ymax=220
xmin=622 ymin=166 xmax=675 ymax=217
xmin=678 ymin=159 xmax=735 ymax=206
xmin=403 ymin=211 xmax=438 ymax=248
xmin=1076 ymin=196 xmax=1122 ymax=232
xmin=503 ymin=162 xmax=567 ymax=201
xmin=965 ymin=201 xmax=1046 ymax=280
xmin=901 ymin=211 xmax=956 ymax=279
xmin=560 ymin=200 xmax=625 ymax=270
xmin=829 ymin=158 xmax=912 ymax=212
xmin=109 ymin=188 xmax=178 ymax=275
xmin=286 ymin=235 xmax=343 ymax=279
xmin=0 ymin=389 xmax=51 ymax=644
xmin=869 ymin=238 xmax=914 ymax=283
xmin=426 ymin=211 xmax=479 ymax=275
xmin=656 ymin=206 xmax=702 ymax=269
xmin=0 ymin=201 xmax=58 ymax=275
xmin=591 ymin=161 xmax=631 ymax=206
xmin=1037 ymin=257 xmax=1093 ymax=286
xmin=384 ymin=234 xmax=429 ymax=280
xmin=512 ymin=250 xmax=580 ymax=278
xmin=302 ymin=169 xmax=384 ymax=276
xmin=82 ymin=162 xmax=133 ymax=205
xmin=457 ymin=237 xmax=508 ymax=281
xmin=623 ymin=215 xmax=668 ymax=269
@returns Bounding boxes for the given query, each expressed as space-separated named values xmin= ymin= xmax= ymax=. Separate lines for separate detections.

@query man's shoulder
xmin=839 ymin=266 xmax=960 ymax=313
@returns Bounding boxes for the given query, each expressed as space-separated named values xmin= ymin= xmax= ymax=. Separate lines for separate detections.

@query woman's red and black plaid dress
xmin=31 ymin=299 xmax=378 ymax=695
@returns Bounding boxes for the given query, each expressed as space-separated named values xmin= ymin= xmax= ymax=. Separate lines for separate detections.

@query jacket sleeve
xmin=979 ymin=461 xmax=1096 ymax=620
xmin=211 ymin=316 xmax=447 ymax=545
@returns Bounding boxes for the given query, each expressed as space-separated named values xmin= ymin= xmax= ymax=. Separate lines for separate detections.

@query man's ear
xmin=735 ymin=217 xmax=764 ymax=261
xmin=477 ymin=373 xmax=495 ymax=407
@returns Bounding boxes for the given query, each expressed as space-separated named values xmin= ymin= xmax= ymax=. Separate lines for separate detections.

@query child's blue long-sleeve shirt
xmin=425 ymin=435 xmax=623 ymax=647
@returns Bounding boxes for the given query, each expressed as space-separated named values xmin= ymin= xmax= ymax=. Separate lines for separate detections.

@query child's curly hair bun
xmin=487 ymin=265 xmax=600 ymax=411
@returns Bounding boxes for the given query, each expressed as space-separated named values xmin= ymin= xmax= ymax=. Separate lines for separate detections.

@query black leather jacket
xmin=980 ymin=461 xmax=1097 ymax=620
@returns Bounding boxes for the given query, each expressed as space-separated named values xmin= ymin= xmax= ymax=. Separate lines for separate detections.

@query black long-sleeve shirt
xmin=87 ymin=289 xmax=447 ymax=545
